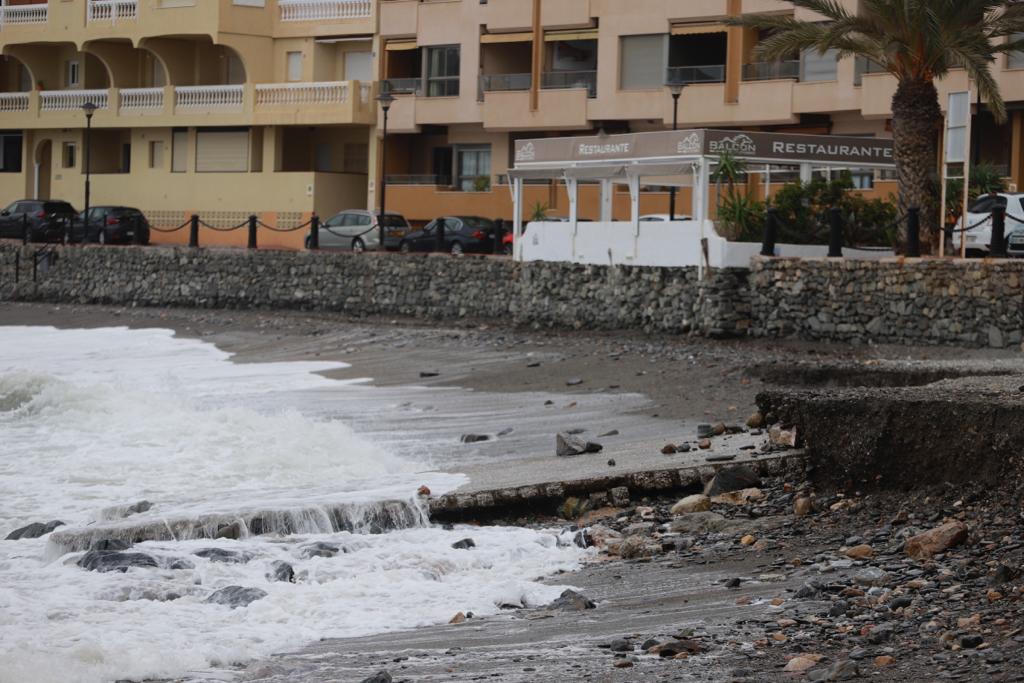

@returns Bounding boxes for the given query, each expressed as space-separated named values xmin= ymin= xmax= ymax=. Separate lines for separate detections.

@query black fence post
xmin=247 ymin=215 xmax=258 ymax=249
xmin=189 ymin=214 xmax=200 ymax=248
xmin=990 ymin=205 xmax=1007 ymax=258
xmin=906 ymin=207 xmax=920 ymax=258
xmin=308 ymin=214 xmax=319 ymax=250
xmin=436 ymin=217 xmax=446 ymax=253
xmin=133 ymin=215 xmax=144 ymax=245
xmin=493 ymin=218 xmax=504 ymax=255
xmin=760 ymin=208 xmax=778 ymax=257
xmin=827 ymin=207 xmax=843 ymax=258
xmin=21 ymin=213 xmax=28 ymax=245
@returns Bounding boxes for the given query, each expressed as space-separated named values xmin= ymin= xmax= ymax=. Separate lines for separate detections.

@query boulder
xmin=91 ymin=539 xmax=131 ymax=551
xmin=905 ymin=521 xmax=969 ymax=560
xmin=5 ymin=520 xmax=64 ymax=540
xmin=300 ymin=542 xmax=342 ymax=559
xmin=547 ymin=589 xmax=596 ymax=611
xmin=126 ymin=500 xmax=153 ymax=515
xmin=451 ymin=538 xmax=476 ymax=550
xmin=205 ymin=586 xmax=268 ymax=609
xmin=670 ymin=494 xmax=711 ymax=515
xmin=267 ymin=560 xmax=295 ymax=583
xmin=360 ymin=673 xmax=392 ymax=683
xmin=78 ymin=550 xmax=158 ymax=573
xmin=195 ymin=548 xmax=250 ymax=564
xmin=556 ymin=433 xmax=603 ymax=456
xmin=746 ymin=412 xmax=765 ymax=429
xmin=704 ymin=465 xmax=762 ymax=496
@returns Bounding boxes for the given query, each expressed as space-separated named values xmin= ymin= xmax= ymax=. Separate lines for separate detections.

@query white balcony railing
xmin=120 ymin=87 xmax=164 ymax=113
xmin=279 ymin=0 xmax=371 ymax=22
xmin=40 ymin=89 xmax=109 ymax=112
xmin=88 ymin=0 xmax=138 ymax=23
xmin=255 ymin=81 xmax=349 ymax=107
xmin=175 ymin=85 xmax=244 ymax=111
xmin=0 ymin=3 xmax=48 ymax=25
xmin=0 ymin=92 xmax=29 ymax=112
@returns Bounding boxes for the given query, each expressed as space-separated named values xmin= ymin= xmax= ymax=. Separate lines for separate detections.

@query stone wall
xmin=3 ymin=244 xmax=1022 ymax=349
xmin=750 ymin=258 xmax=1024 ymax=348
xmin=0 ymin=243 xmax=740 ymax=335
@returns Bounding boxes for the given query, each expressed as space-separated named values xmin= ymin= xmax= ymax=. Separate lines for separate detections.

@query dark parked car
xmin=78 ymin=206 xmax=151 ymax=245
xmin=399 ymin=216 xmax=497 ymax=255
xmin=0 ymin=199 xmax=79 ymax=243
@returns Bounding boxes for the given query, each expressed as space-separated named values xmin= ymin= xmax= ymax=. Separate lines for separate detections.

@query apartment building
xmin=0 ymin=0 xmax=379 ymax=247
xmin=378 ymin=0 xmax=1023 ymax=225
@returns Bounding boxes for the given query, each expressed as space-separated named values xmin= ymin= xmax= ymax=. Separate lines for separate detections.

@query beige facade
xmin=0 ymin=0 xmax=379 ymax=245
xmin=377 ymin=0 xmax=1023 ymax=225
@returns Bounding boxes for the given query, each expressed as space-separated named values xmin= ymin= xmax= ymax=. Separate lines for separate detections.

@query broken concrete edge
xmin=745 ymin=361 xmax=1017 ymax=389
xmin=427 ymin=453 xmax=806 ymax=524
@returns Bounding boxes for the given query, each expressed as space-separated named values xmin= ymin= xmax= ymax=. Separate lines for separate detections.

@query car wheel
xmin=450 ymin=241 xmax=464 ymax=256
xmin=400 ymin=241 xmax=411 ymax=254
xmin=352 ymin=237 xmax=366 ymax=254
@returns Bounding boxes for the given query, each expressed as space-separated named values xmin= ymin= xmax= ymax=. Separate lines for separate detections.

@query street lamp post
xmin=668 ymin=83 xmax=684 ymax=221
xmin=376 ymin=91 xmax=395 ymax=250
xmin=81 ymin=101 xmax=97 ymax=244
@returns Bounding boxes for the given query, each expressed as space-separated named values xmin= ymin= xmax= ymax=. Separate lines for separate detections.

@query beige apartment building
xmin=0 ymin=0 xmax=379 ymax=248
xmin=378 ymin=0 xmax=1023 ymax=225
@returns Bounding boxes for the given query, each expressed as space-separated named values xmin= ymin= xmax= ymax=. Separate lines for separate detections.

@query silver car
xmin=307 ymin=210 xmax=410 ymax=252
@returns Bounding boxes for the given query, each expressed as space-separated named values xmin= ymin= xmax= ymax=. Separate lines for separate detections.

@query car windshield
xmin=44 ymin=202 xmax=75 ymax=214
xmin=459 ymin=217 xmax=494 ymax=230
xmin=111 ymin=208 xmax=142 ymax=217
xmin=968 ymin=196 xmax=1008 ymax=214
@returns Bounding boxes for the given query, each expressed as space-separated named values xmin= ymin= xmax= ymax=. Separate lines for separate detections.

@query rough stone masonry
xmin=2 ymin=242 xmax=1023 ymax=348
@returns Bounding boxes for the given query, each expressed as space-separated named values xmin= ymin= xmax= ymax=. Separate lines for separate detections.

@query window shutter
xmin=620 ymin=35 xmax=664 ymax=90
xmin=195 ymin=130 xmax=249 ymax=172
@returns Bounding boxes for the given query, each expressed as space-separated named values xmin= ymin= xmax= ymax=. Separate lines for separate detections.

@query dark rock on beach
xmin=205 ymin=586 xmax=268 ymax=609
xmin=5 ymin=520 xmax=64 ymax=540
xmin=78 ymin=550 xmax=158 ymax=573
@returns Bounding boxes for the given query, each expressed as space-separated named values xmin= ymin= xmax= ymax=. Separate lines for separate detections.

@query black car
xmin=79 ymin=206 xmax=151 ymax=245
xmin=399 ymin=216 xmax=497 ymax=255
xmin=0 ymin=199 xmax=79 ymax=243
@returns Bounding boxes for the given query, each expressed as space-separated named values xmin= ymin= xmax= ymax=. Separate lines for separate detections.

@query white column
xmin=799 ymin=163 xmax=812 ymax=183
xmin=599 ymin=178 xmax=613 ymax=222
xmin=628 ymin=175 xmax=640 ymax=234
xmin=512 ymin=176 xmax=523 ymax=261
xmin=567 ymin=177 xmax=579 ymax=227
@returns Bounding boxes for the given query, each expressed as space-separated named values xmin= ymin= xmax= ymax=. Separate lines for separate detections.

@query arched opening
xmin=83 ymin=40 xmax=169 ymax=88
xmin=0 ymin=56 xmax=32 ymax=92
xmin=34 ymin=140 xmax=51 ymax=200
xmin=140 ymin=38 xmax=246 ymax=87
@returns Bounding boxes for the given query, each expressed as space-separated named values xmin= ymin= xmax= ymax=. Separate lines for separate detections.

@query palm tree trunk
xmin=890 ymin=78 xmax=942 ymax=252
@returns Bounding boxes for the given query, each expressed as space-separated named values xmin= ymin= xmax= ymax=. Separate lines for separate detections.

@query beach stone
xmin=205 ymin=586 xmax=267 ymax=609
xmin=711 ymin=488 xmax=763 ymax=505
xmin=609 ymin=639 xmax=632 ymax=652
xmin=547 ymin=589 xmax=596 ymax=611
xmin=671 ymin=494 xmax=711 ymax=515
xmin=267 ymin=560 xmax=295 ymax=583
xmin=300 ymin=542 xmax=342 ymax=559
xmin=90 ymin=539 xmax=131 ymax=551
xmin=460 ymin=434 xmax=489 ymax=444
xmin=769 ymin=425 xmax=798 ymax=447
xmin=449 ymin=612 xmax=466 ymax=624
xmin=126 ymin=501 xmax=153 ymax=515
xmin=794 ymin=496 xmax=813 ymax=516
xmin=360 ymin=673 xmax=392 ymax=683
xmin=874 ymin=655 xmax=895 ymax=667
xmin=609 ymin=486 xmax=630 ymax=507
xmin=5 ymin=520 xmax=64 ymax=540
xmin=746 ymin=411 xmax=764 ymax=429
xmin=845 ymin=544 xmax=875 ymax=560
xmin=704 ymin=465 xmax=761 ymax=496
xmin=785 ymin=655 xmax=824 ymax=673
xmin=905 ymin=521 xmax=969 ymax=560
xmin=78 ymin=550 xmax=158 ymax=573
xmin=808 ymin=659 xmax=859 ymax=681
xmin=698 ymin=438 xmax=711 ymax=449
xmin=169 ymin=558 xmax=195 ymax=570
xmin=195 ymin=548 xmax=250 ymax=563
xmin=556 ymin=433 xmax=602 ymax=456
xmin=451 ymin=538 xmax=475 ymax=550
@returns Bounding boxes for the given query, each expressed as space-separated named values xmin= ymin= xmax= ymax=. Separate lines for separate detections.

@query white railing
xmin=255 ymin=81 xmax=348 ymax=107
xmin=88 ymin=0 xmax=138 ymax=23
xmin=120 ymin=87 xmax=164 ymax=113
xmin=0 ymin=92 xmax=29 ymax=112
xmin=279 ymin=0 xmax=371 ymax=22
xmin=40 ymin=89 xmax=109 ymax=112
xmin=175 ymin=85 xmax=244 ymax=111
xmin=0 ymin=3 xmax=48 ymax=25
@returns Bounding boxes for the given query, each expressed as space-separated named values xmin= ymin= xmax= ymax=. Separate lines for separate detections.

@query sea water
xmin=0 ymin=326 xmax=586 ymax=683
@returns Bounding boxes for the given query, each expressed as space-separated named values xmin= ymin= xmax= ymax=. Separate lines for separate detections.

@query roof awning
xmin=385 ymin=40 xmax=418 ymax=52
xmin=544 ymin=28 xmax=599 ymax=42
xmin=508 ymin=168 xmax=563 ymax=180
xmin=671 ymin=23 xmax=728 ymax=36
xmin=481 ymin=31 xmax=533 ymax=44
xmin=563 ymin=166 xmax=625 ymax=179
xmin=625 ymin=163 xmax=693 ymax=177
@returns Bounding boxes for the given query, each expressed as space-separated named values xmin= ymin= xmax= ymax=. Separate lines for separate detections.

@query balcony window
xmin=544 ymin=37 xmax=598 ymax=97
xmin=66 ymin=61 xmax=81 ymax=89
xmin=666 ymin=29 xmax=726 ymax=85
xmin=800 ymin=48 xmax=838 ymax=82
xmin=456 ymin=146 xmax=491 ymax=192
xmin=426 ymin=45 xmax=460 ymax=97
xmin=286 ymin=52 xmax=303 ymax=82
xmin=344 ymin=51 xmax=372 ymax=81
xmin=62 ymin=143 xmax=77 ymax=170
xmin=1009 ymin=34 xmax=1024 ymax=69
xmin=480 ymin=38 xmax=532 ymax=94
xmin=620 ymin=35 xmax=665 ymax=90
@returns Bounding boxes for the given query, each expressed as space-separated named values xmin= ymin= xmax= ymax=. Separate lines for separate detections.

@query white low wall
xmin=519 ymin=221 xmax=894 ymax=268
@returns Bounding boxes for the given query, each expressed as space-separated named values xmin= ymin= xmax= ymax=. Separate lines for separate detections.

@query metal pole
xmin=906 ymin=207 xmax=921 ymax=258
xmin=379 ymin=106 xmax=389 ymax=250
xmin=247 ymin=214 xmax=258 ymax=249
xmin=21 ymin=213 xmax=28 ymax=245
xmin=669 ymin=89 xmax=681 ymax=221
xmin=493 ymin=217 xmax=503 ymax=255
xmin=83 ymin=112 xmax=92 ymax=245
xmin=827 ymin=207 xmax=843 ymax=258
xmin=761 ymin=207 xmax=778 ymax=257
xmin=990 ymin=205 xmax=1007 ymax=257
xmin=309 ymin=214 xmax=319 ymax=250
xmin=133 ymin=214 xmax=143 ymax=245
xmin=436 ymin=217 xmax=446 ymax=253
xmin=189 ymin=214 xmax=199 ymax=248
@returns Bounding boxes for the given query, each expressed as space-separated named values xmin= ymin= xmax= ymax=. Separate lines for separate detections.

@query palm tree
xmin=729 ymin=0 xmax=1024 ymax=248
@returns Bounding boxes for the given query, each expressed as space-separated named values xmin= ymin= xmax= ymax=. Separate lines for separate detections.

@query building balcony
xmin=87 ymin=0 xmax=137 ymax=24
xmin=278 ymin=0 xmax=371 ymax=22
xmin=665 ymin=64 xmax=726 ymax=86
xmin=0 ymin=3 xmax=48 ymax=25
xmin=0 ymin=80 xmax=376 ymax=127
xmin=742 ymin=60 xmax=800 ymax=82
xmin=480 ymin=73 xmax=531 ymax=94
xmin=482 ymin=87 xmax=590 ymax=131
xmin=541 ymin=70 xmax=596 ymax=98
